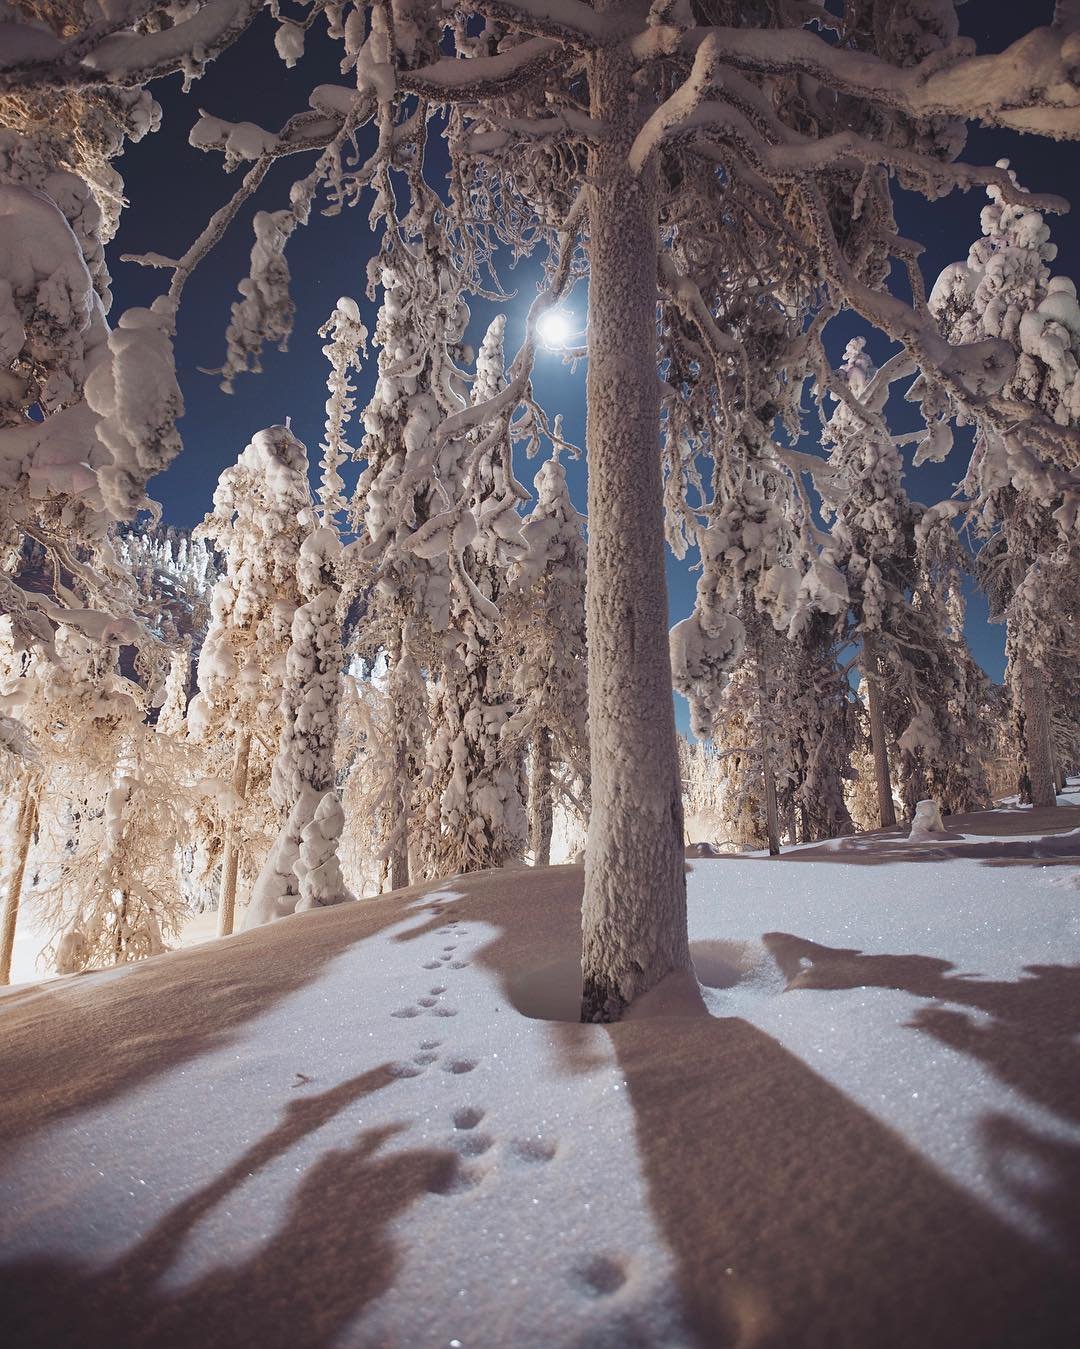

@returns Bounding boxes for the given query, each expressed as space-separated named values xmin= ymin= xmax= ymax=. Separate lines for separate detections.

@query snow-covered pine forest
xmin=1 ymin=3 xmax=1079 ymax=1346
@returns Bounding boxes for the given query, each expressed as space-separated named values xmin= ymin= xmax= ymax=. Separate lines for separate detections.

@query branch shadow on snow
xmin=0 ymin=1062 xmax=466 ymax=1349
xmin=763 ymin=931 xmax=1080 ymax=1269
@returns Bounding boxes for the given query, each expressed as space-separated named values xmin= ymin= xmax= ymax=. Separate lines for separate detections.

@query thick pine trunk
xmin=580 ymin=19 xmax=690 ymax=1022
xmin=1018 ymin=653 xmax=1056 ymax=808
xmin=863 ymin=643 xmax=896 ymax=828
xmin=755 ymin=628 xmax=781 ymax=856
xmin=0 ymin=779 xmax=37 ymax=986
xmin=216 ymin=731 xmax=251 ymax=938
xmin=529 ymin=727 xmax=554 ymax=867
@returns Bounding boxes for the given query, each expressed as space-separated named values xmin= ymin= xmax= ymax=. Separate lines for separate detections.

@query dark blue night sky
xmin=108 ymin=2 xmax=1079 ymax=724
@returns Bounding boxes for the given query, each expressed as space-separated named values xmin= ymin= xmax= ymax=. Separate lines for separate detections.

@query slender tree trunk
xmin=389 ymin=631 xmax=412 ymax=890
xmin=1017 ymin=653 xmax=1056 ymax=808
xmin=529 ymin=727 xmax=554 ymax=867
xmin=580 ymin=17 xmax=689 ymax=1021
xmin=217 ymin=731 xmax=251 ymax=938
xmin=755 ymin=629 xmax=781 ymax=856
xmin=863 ymin=641 xmax=896 ymax=828
xmin=0 ymin=779 xmax=37 ymax=986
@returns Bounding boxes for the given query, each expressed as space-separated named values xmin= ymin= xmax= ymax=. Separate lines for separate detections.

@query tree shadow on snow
xmin=590 ymin=1006 xmax=1080 ymax=1349
xmin=0 ymin=884 xmax=460 ymax=1152
xmin=0 ymin=1062 xmax=463 ymax=1349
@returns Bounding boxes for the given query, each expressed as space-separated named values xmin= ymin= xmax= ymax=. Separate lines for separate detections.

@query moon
xmin=537 ymin=309 xmax=574 ymax=347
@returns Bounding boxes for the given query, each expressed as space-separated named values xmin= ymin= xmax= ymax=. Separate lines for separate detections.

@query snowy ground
xmin=1 ymin=800 xmax=1078 ymax=1347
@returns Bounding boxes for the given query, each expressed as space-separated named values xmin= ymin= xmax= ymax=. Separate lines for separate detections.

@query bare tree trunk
xmin=0 ymin=778 xmax=37 ymax=986
xmin=863 ymin=642 xmax=896 ymax=828
xmin=755 ymin=629 xmax=781 ymax=856
xmin=1018 ymin=653 xmax=1056 ymax=808
xmin=580 ymin=16 xmax=689 ymax=1021
xmin=529 ymin=727 xmax=554 ymax=866
xmin=217 ymin=731 xmax=251 ymax=938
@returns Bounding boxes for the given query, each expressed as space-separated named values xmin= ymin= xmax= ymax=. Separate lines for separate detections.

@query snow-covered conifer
xmin=507 ymin=453 xmax=589 ymax=865
xmin=930 ymin=167 xmax=1080 ymax=805
xmin=192 ymin=424 xmax=311 ymax=934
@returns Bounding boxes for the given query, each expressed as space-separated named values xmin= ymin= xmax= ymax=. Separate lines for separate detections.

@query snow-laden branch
xmin=466 ymin=0 xmax=628 ymax=48
xmin=0 ymin=0 xmax=263 ymax=92
xmin=401 ymin=36 xmax=567 ymax=102
xmin=680 ymin=19 xmax=1080 ymax=140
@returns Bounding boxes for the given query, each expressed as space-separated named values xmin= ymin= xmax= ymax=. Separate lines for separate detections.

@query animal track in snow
xmin=427 ymin=1159 xmax=484 ymax=1196
xmin=442 ymin=1057 xmax=477 ymax=1074
xmin=452 ymin=1131 xmax=494 ymax=1158
xmin=452 ymin=1106 xmax=484 ymax=1130
xmin=418 ymin=1039 xmax=441 ymax=1050
xmin=432 ymin=1005 xmax=458 ymax=1017
xmin=442 ymin=944 xmax=457 ymax=953
xmin=388 ymin=1062 xmax=424 ymax=1079
xmin=574 ymin=1255 xmax=627 ymax=1297
xmin=391 ymin=1006 xmax=422 ymax=1019
xmin=448 ymin=960 xmax=469 ymax=970
xmin=413 ymin=1051 xmax=439 ymax=1066
xmin=421 ymin=961 xmax=442 ymax=970
xmin=510 ymin=1136 xmax=558 ymax=1164
xmin=429 ymin=985 xmax=447 ymax=995
xmin=416 ymin=997 xmax=439 ymax=1008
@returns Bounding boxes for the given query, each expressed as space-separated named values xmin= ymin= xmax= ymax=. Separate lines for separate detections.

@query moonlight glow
xmin=537 ymin=309 xmax=574 ymax=348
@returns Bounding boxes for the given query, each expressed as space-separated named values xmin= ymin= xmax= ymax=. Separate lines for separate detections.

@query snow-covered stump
xmin=908 ymin=798 xmax=945 ymax=840
xmin=580 ymin=19 xmax=690 ymax=1023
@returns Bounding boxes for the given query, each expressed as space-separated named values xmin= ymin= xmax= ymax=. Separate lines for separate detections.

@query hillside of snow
xmin=1 ymin=801 xmax=1078 ymax=1348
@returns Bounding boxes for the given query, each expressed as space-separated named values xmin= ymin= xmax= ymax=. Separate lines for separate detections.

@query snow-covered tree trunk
xmin=216 ymin=730 xmax=251 ymax=938
xmin=580 ymin=21 xmax=689 ymax=1022
xmin=0 ymin=777 xmax=37 ymax=986
xmin=864 ymin=645 xmax=897 ymax=828
xmin=755 ymin=628 xmax=781 ymax=857
xmin=529 ymin=727 xmax=554 ymax=867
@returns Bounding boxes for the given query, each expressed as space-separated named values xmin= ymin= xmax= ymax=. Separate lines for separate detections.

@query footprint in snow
xmin=388 ymin=1062 xmax=425 ymax=1079
xmin=427 ymin=1158 xmax=484 ymax=1196
xmin=416 ymin=997 xmax=439 ymax=1008
xmin=573 ymin=1255 xmax=627 ymax=1298
xmin=429 ymin=985 xmax=446 ymax=995
xmin=510 ymin=1136 xmax=558 ymax=1164
xmin=432 ymin=1006 xmax=458 ymax=1017
xmin=442 ymin=1057 xmax=477 ymax=1074
xmin=448 ymin=960 xmax=469 ymax=970
xmin=418 ymin=1039 xmax=442 ymax=1050
xmin=443 ymin=944 xmax=457 ymax=952
xmin=452 ymin=1132 xmax=494 ymax=1158
xmin=421 ymin=960 xmax=442 ymax=970
xmin=391 ymin=1006 xmax=422 ymax=1019
xmin=413 ymin=1051 xmax=439 ymax=1066
xmin=452 ymin=1106 xmax=484 ymax=1130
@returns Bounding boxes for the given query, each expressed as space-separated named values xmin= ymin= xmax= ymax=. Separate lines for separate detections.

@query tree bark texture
xmin=1017 ymin=653 xmax=1057 ymax=808
xmin=864 ymin=643 xmax=897 ymax=828
xmin=0 ymin=778 xmax=37 ymax=986
xmin=217 ymin=731 xmax=251 ymax=938
xmin=756 ymin=628 xmax=781 ymax=856
xmin=580 ymin=15 xmax=690 ymax=1022
xmin=529 ymin=726 xmax=554 ymax=867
